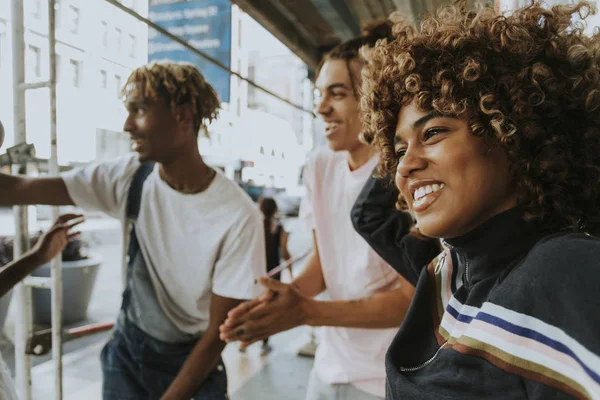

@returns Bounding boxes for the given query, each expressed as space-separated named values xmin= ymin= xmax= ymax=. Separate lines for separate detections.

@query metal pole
xmin=11 ymin=0 xmax=33 ymax=398
xmin=104 ymin=0 xmax=315 ymax=116
xmin=48 ymin=1 xmax=63 ymax=398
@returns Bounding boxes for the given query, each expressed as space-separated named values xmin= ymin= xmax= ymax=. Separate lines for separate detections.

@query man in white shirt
xmin=0 ymin=62 xmax=266 ymax=400
xmin=219 ymin=22 xmax=418 ymax=400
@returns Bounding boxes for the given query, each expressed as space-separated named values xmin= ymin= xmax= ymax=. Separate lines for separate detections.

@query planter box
xmin=31 ymin=255 xmax=102 ymax=325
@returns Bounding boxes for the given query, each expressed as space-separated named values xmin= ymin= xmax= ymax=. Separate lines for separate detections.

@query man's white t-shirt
xmin=300 ymin=147 xmax=399 ymax=398
xmin=61 ymin=154 xmax=266 ymax=334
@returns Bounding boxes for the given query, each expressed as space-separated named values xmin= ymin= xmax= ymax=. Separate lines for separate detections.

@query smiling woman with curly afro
xmin=362 ymin=1 xmax=600 ymax=235
xmin=350 ymin=1 xmax=600 ymax=399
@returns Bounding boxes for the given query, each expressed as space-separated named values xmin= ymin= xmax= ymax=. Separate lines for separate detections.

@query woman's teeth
xmin=413 ymin=183 xmax=444 ymax=201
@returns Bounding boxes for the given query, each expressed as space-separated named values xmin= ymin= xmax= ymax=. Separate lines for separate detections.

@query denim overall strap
xmin=121 ymin=161 xmax=155 ymax=313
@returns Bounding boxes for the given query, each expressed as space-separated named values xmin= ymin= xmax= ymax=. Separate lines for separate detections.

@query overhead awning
xmin=231 ymin=0 xmax=483 ymax=71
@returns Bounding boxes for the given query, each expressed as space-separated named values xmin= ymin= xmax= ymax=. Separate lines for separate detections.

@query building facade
xmin=0 ymin=0 xmax=149 ymax=163
xmin=1 ymin=0 xmax=312 ymax=192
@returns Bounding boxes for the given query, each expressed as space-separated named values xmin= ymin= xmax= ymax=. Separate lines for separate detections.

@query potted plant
xmin=0 ymin=233 xmax=103 ymax=326
xmin=30 ymin=233 xmax=103 ymax=326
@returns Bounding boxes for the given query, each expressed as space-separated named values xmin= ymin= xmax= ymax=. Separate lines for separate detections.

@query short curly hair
xmin=361 ymin=1 xmax=600 ymax=235
xmin=123 ymin=61 xmax=220 ymax=136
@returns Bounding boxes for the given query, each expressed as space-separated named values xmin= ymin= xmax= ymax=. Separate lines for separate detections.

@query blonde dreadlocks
xmin=123 ymin=61 xmax=220 ymax=136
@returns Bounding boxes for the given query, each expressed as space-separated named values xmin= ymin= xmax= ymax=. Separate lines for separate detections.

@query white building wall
xmin=0 ymin=1 xmax=312 ymax=189
xmin=0 ymin=0 xmax=148 ymax=164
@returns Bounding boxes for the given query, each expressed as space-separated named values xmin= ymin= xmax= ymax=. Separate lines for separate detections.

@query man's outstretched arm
xmin=0 ymin=173 xmax=74 ymax=206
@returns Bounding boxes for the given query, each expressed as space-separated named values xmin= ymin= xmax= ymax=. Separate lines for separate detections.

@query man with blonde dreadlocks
xmin=0 ymin=61 xmax=266 ymax=399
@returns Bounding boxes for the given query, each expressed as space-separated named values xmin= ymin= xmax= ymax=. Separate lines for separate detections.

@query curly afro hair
xmin=123 ymin=61 xmax=220 ymax=136
xmin=361 ymin=1 xmax=600 ymax=236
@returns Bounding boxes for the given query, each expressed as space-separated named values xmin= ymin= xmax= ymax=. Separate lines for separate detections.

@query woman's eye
xmin=424 ymin=128 xmax=447 ymax=140
xmin=395 ymin=148 xmax=407 ymax=159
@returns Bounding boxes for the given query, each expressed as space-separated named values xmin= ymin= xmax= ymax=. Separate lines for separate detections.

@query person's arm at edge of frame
xmin=161 ymin=293 xmax=242 ymax=400
xmin=0 ymin=253 xmax=43 ymax=298
xmin=0 ymin=214 xmax=83 ymax=297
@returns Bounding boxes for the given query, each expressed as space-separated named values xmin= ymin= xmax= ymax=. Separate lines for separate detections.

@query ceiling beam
xmin=394 ymin=1 xmax=416 ymax=26
xmin=276 ymin=0 xmax=341 ymax=47
xmin=231 ymin=0 xmax=322 ymax=70
xmin=379 ymin=0 xmax=396 ymax=16
xmin=309 ymin=0 xmax=362 ymax=41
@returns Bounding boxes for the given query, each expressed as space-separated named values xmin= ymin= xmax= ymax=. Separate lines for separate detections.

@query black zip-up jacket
xmin=351 ymin=174 xmax=600 ymax=400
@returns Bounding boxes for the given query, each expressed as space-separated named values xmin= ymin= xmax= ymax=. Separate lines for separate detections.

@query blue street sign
xmin=149 ymin=0 xmax=232 ymax=103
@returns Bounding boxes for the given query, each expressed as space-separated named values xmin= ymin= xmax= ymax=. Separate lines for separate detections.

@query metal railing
xmin=11 ymin=1 xmax=62 ymax=398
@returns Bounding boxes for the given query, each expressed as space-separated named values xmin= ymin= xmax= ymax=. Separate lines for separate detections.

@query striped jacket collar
xmin=443 ymin=207 xmax=544 ymax=287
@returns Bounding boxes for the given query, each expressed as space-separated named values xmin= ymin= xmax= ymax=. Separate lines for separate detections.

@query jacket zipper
xmin=441 ymin=240 xmax=471 ymax=290
xmin=398 ymin=341 xmax=448 ymax=372
xmin=397 ymin=242 xmax=469 ymax=373
xmin=464 ymin=257 xmax=471 ymax=289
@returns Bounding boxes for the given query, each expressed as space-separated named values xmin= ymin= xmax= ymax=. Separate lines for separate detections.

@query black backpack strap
xmin=122 ymin=161 xmax=154 ymax=313
xmin=126 ymin=161 xmax=155 ymax=259
xmin=126 ymin=161 xmax=155 ymax=221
